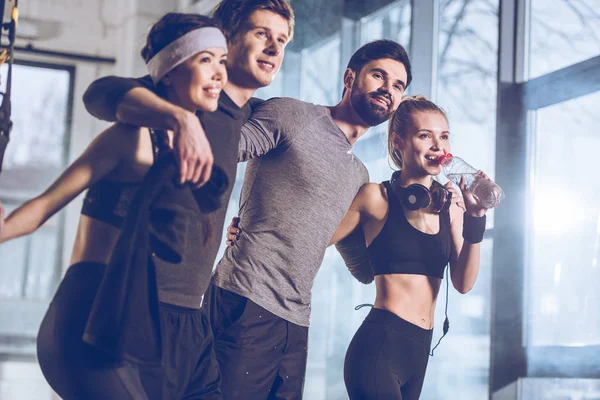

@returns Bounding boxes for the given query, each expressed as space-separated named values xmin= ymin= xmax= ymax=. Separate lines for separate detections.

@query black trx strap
xmin=0 ymin=0 xmax=19 ymax=174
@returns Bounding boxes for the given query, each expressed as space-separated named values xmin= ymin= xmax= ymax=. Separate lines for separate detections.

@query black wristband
xmin=463 ymin=213 xmax=486 ymax=243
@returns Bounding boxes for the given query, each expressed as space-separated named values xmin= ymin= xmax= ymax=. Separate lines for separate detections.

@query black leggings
xmin=37 ymin=262 xmax=149 ymax=400
xmin=344 ymin=308 xmax=433 ymax=400
xmin=37 ymin=262 xmax=221 ymax=400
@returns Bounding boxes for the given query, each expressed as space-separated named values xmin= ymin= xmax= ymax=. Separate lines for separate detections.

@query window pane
xmin=299 ymin=35 xmax=343 ymax=106
xmin=0 ymin=201 xmax=61 ymax=300
xmin=526 ymin=90 xmax=600 ymax=347
xmin=421 ymin=238 xmax=494 ymax=400
xmin=521 ymin=378 xmax=600 ymax=399
xmin=0 ymin=64 xmax=70 ymax=300
xmin=0 ymin=64 xmax=71 ymax=197
xmin=0 ymin=63 xmax=71 ymax=356
xmin=437 ymin=0 xmax=499 ymax=230
xmin=361 ymin=0 xmax=411 ymax=48
xmin=425 ymin=0 xmax=500 ymax=397
xmin=529 ymin=0 xmax=600 ymax=79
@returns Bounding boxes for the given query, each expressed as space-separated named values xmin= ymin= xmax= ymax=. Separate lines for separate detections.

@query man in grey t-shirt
xmin=205 ymin=40 xmax=413 ymax=399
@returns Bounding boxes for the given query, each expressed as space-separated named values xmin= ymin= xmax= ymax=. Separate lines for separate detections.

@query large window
xmin=526 ymin=1 xmax=600 ymax=351
xmin=527 ymin=90 xmax=600 ymax=347
xmin=209 ymin=0 xmax=599 ymax=398
xmin=525 ymin=0 xmax=600 ymax=373
xmin=0 ymin=61 xmax=73 ymax=355
xmin=491 ymin=0 xmax=600 ymax=396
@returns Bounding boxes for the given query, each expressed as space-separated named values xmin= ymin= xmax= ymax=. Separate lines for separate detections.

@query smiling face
xmin=394 ymin=111 xmax=450 ymax=176
xmin=347 ymin=58 xmax=408 ymax=126
xmin=226 ymin=9 xmax=290 ymax=89
xmin=163 ymin=47 xmax=228 ymax=112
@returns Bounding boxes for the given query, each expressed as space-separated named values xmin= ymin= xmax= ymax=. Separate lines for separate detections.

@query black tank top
xmin=81 ymin=129 xmax=170 ymax=228
xmin=367 ymin=180 xmax=452 ymax=279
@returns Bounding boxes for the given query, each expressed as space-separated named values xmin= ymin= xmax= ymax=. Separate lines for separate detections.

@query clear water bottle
xmin=438 ymin=153 xmax=504 ymax=208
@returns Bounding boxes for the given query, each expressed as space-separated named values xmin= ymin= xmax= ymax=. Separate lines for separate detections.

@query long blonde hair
xmin=388 ymin=95 xmax=448 ymax=170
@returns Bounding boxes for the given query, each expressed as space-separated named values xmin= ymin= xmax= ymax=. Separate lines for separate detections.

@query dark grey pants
xmin=204 ymin=284 xmax=309 ymax=400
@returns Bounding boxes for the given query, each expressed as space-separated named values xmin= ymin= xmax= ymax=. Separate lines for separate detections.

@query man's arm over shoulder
xmin=83 ymin=75 xmax=154 ymax=122
xmin=83 ymin=74 xmax=213 ymax=186
xmin=239 ymin=98 xmax=308 ymax=161
xmin=83 ymin=74 xmax=186 ymax=131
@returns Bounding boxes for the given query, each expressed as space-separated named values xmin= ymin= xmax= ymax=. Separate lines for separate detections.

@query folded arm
xmin=83 ymin=75 xmax=153 ymax=122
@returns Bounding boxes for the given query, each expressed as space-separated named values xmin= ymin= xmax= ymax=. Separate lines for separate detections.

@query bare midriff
xmin=69 ymin=215 xmax=121 ymax=266
xmin=373 ymin=273 xmax=442 ymax=330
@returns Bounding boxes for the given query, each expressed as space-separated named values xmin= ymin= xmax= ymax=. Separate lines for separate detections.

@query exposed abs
xmin=374 ymin=274 xmax=442 ymax=329
xmin=69 ymin=216 xmax=122 ymax=266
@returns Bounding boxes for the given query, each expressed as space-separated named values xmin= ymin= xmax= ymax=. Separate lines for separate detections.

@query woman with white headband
xmin=0 ymin=13 xmax=228 ymax=399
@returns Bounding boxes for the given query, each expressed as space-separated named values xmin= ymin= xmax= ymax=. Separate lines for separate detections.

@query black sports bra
xmin=367 ymin=180 xmax=452 ymax=279
xmin=81 ymin=129 xmax=170 ymax=228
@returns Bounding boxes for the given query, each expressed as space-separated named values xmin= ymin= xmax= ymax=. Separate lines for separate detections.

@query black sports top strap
xmin=149 ymin=128 xmax=171 ymax=160
xmin=81 ymin=128 xmax=171 ymax=228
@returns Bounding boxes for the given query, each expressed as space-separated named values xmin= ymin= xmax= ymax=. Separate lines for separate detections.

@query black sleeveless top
xmin=367 ymin=180 xmax=452 ymax=279
xmin=83 ymin=150 xmax=230 ymax=365
xmin=81 ymin=129 xmax=170 ymax=228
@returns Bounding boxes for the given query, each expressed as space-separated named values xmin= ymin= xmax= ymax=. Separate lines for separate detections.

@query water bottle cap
xmin=438 ymin=153 xmax=453 ymax=165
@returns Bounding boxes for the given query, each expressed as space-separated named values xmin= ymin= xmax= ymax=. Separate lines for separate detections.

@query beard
xmin=350 ymin=81 xmax=394 ymax=126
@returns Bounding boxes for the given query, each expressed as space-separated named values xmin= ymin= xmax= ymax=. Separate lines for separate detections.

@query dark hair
xmin=343 ymin=40 xmax=412 ymax=97
xmin=388 ymin=95 xmax=447 ymax=170
xmin=141 ymin=13 xmax=220 ymax=63
xmin=213 ymin=0 xmax=295 ymax=41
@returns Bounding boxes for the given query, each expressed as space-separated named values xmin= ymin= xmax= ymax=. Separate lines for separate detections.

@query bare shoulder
xmin=92 ymin=122 xmax=140 ymax=143
xmin=359 ymin=182 xmax=389 ymax=219
xmin=102 ymin=122 xmax=143 ymax=141
xmin=359 ymin=182 xmax=386 ymax=198
xmin=94 ymin=123 xmax=147 ymax=157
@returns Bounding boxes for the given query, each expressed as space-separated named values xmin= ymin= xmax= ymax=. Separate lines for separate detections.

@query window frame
xmin=0 ymin=58 xmax=76 ymax=357
xmin=491 ymin=0 xmax=600 ymax=394
xmin=0 ymin=59 xmax=75 ymax=296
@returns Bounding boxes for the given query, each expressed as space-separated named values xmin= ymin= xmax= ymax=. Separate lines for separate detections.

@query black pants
xmin=203 ymin=284 xmax=308 ymax=400
xmin=140 ymin=302 xmax=221 ymax=400
xmin=344 ymin=308 xmax=433 ymax=400
xmin=37 ymin=262 xmax=148 ymax=400
xmin=37 ymin=262 xmax=221 ymax=400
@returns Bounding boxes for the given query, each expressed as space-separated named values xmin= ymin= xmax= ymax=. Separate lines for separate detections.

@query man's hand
xmin=173 ymin=110 xmax=214 ymax=187
xmin=226 ymin=217 xmax=241 ymax=247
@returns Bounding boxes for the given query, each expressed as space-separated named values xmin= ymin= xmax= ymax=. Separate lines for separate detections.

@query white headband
xmin=147 ymin=27 xmax=228 ymax=84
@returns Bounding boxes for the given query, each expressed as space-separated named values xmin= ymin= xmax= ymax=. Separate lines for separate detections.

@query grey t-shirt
xmin=212 ymin=97 xmax=368 ymax=327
